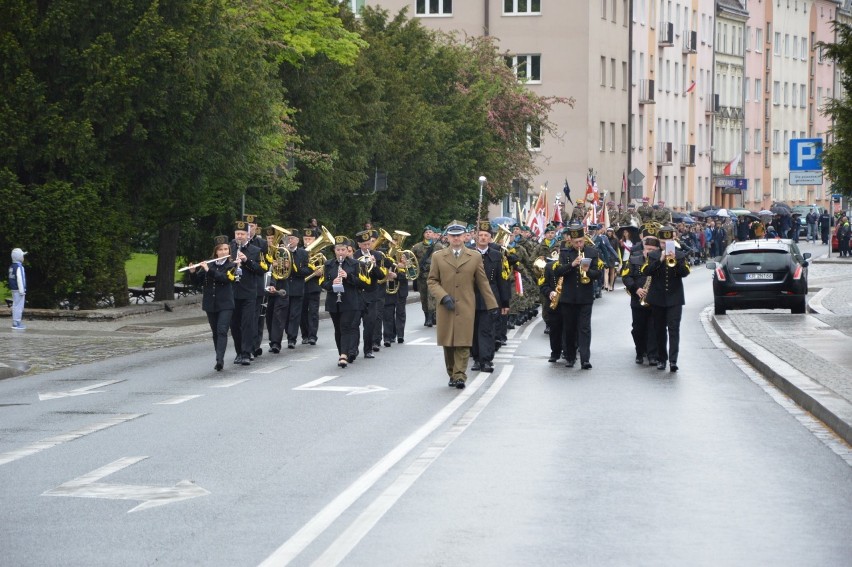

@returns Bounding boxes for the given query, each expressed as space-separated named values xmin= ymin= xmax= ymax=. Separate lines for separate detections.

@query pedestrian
xmin=837 ymin=215 xmax=851 ymax=257
xmin=642 ymin=225 xmax=690 ymax=372
xmin=8 ymin=248 xmax=27 ymax=330
xmin=427 ymin=222 xmax=498 ymax=389
xmin=806 ymin=210 xmax=818 ymax=243
xmin=819 ymin=210 xmax=832 ymax=245
xmin=190 ymin=236 xmax=235 ymax=371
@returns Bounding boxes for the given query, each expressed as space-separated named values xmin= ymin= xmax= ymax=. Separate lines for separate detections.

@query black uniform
xmin=251 ymin=235 xmax=269 ymax=355
xmin=193 ymin=260 xmax=235 ymax=368
xmin=267 ymin=270 xmax=289 ymax=352
xmin=471 ymin=245 xmax=511 ymax=370
xmin=353 ymin=249 xmax=387 ymax=359
xmin=382 ymin=255 xmax=408 ymax=345
xmin=300 ymin=255 xmax=324 ymax=344
xmin=621 ymin=252 xmax=658 ymax=365
xmin=229 ymin=241 xmax=265 ymax=364
xmin=539 ymin=259 xmax=564 ymax=362
xmin=642 ymin=249 xmax=690 ymax=370
xmin=322 ymin=256 xmax=367 ymax=361
xmin=553 ymin=245 xmax=602 ymax=368
xmin=284 ymin=246 xmax=312 ymax=347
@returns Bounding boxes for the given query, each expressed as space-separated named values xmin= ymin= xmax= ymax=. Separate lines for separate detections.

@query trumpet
xmin=666 ymin=253 xmax=677 ymax=268
xmin=578 ymin=250 xmax=591 ymax=284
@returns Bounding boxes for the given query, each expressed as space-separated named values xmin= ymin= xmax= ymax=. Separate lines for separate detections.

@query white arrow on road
xmin=293 ymin=375 xmax=387 ymax=396
xmin=43 ymin=456 xmax=210 ymax=513
xmin=38 ymin=379 xmax=123 ymax=401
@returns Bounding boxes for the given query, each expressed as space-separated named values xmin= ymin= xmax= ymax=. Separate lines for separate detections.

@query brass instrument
xmin=304 ymin=226 xmax=336 ymax=282
xmin=550 ymin=260 xmax=563 ymax=310
xmin=578 ymin=250 xmax=591 ymax=284
xmin=371 ymin=228 xmax=395 ymax=252
xmin=494 ymin=224 xmax=513 ymax=250
xmin=269 ymin=225 xmax=292 ymax=280
xmin=358 ymin=252 xmax=375 ymax=282
xmin=386 ymin=230 xmax=418 ymax=294
xmin=666 ymin=254 xmax=677 ymax=268
xmin=533 ymin=249 xmax=559 ymax=280
xmin=639 ymin=276 xmax=652 ymax=307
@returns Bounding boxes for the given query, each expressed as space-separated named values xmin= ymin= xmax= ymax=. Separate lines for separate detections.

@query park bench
xmin=128 ymin=275 xmax=157 ymax=303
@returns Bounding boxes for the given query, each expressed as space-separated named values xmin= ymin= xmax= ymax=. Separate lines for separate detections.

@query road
xmin=1 ymin=253 xmax=851 ymax=566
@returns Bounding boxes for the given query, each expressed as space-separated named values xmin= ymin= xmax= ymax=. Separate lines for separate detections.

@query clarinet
xmin=336 ymin=257 xmax=344 ymax=303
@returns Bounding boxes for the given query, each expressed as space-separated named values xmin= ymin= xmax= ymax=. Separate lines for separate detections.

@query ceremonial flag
xmin=563 ymin=179 xmax=573 ymax=204
xmin=585 ymin=173 xmax=599 ymax=205
xmin=514 ymin=270 xmax=524 ymax=295
xmin=723 ymin=153 xmax=741 ymax=176
xmin=651 ymin=175 xmax=658 ymax=204
xmin=683 ymin=80 xmax=697 ymax=95
xmin=599 ymin=200 xmax=610 ymax=228
xmin=553 ymin=199 xmax=562 ymax=225
xmin=622 ymin=171 xmax=628 ymax=198
xmin=527 ymin=190 xmax=547 ymax=240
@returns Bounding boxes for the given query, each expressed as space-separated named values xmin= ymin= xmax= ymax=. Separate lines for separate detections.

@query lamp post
xmin=477 ymin=176 xmax=487 ymax=229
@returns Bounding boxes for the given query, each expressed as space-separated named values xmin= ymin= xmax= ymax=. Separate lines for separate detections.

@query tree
xmin=820 ymin=23 xmax=852 ymax=200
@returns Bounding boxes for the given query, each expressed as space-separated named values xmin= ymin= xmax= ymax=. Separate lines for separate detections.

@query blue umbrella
xmin=491 ymin=216 xmax=518 ymax=227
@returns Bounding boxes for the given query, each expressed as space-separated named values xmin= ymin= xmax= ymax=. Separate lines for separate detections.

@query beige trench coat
xmin=427 ymin=247 xmax=498 ymax=347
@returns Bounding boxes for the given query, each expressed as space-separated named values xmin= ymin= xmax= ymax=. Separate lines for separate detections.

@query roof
xmin=717 ymin=0 xmax=748 ymax=19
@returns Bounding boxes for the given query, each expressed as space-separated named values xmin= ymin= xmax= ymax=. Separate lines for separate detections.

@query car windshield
xmin=727 ymin=249 xmax=790 ymax=270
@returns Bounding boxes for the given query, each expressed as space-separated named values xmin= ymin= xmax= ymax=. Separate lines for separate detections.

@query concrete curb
xmin=711 ymin=314 xmax=852 ymax=446
xmin=2 ymin=295 xmax=203 ymax=321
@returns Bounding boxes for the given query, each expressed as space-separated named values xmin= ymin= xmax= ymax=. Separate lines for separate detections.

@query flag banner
xmin=683 ymin=80 xmax=697 ymax=95
xmin=528 ymin=189 xmax=547 ymax=240
xmin=553 ymin=200 xmax=562 ymax=225
xmin=723 ymin=153 xmax=741 ymax=176
xmin=514 ymin=270 xmax=523 ymax=295
xmin=563 ymin=179 xmax=572 ymax=204
xmin=584 ymin=174 xmax=599 ymax=205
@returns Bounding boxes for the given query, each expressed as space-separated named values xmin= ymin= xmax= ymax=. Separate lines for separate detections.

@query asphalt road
xmin=1 ymin=260 xmax=851 ymax=566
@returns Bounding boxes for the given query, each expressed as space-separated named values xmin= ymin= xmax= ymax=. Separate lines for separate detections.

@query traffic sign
xmin=789 ymin=171 xmax=824 ymax=185
xmin=627 ymin=168 xmax=645 ymax=186
xmin=789 ymin=138 xmax=823 ymax=171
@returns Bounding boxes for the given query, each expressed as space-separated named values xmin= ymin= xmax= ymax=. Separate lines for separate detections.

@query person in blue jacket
xmin=8 ymin=248 xmax=27 ymax=330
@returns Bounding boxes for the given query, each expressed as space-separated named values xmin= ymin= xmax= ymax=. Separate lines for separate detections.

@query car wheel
xmin=791 ymin=298 xmax=806 ymax=314
xmin=714 ymin=303 xmax=726 ymax=315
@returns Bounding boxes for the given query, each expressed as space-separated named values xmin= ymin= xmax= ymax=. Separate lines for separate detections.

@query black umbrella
xmin=699 ymin=205 xmax=720 ymax=212
xmin=738 ymin=213 xmax=760 ymax=222
xmin=689 ymin=210 xmax=707 ymax=218
xmin=615 ymin=225 xmax=640 ymax=242
xmin=770 ymin=204 xmax=792 ymax=216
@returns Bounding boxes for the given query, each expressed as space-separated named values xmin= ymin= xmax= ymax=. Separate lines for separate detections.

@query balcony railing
xmin=657 ymin=142 xmax=673 ymax=165
xmin=681 ymin=144 xmax=696 ymax=166
xmin=658 ymin=22 xmax=674 ymax=46
xmin=682 ymin=30 xmax=697 ymax=53
xmin=639 ymin=79 xmax=655 ymax=104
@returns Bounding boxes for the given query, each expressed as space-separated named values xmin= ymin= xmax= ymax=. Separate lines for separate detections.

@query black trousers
xmin=231 ymin=297 xmax=257 ymax=356
xmin=253 ymin=294 xmax=266 ymax=351
xmin=286 ymin=295 xmax=304 ymax=342
xmin=331 ymin=310 xmax=360 ymax=358
xmin=471 ymin=309 xmax=496 ymax=363
xmin=206 ymin=309 xmax=232 ymax=364
xmin=300 ymin=292 xmax=320 ymax=341
xmin=383 ymin=294 xmax=407 ymax=341
xmin=269 ymin=295 xmax=290 ymax=348
xmin=560 ymin=302 xmax=592 ymax=364
xmin=265 ymin=294 xmax=278 ymax=340
xmin=630 ymin=305 xmax=658 ymax=359
xmin=497 ymin=312 xmax=508 ymax=342
xmin=651 ymin=305 xmax=682 ymax=364
xmin=360 ymin=296 xmax=380 ymax=354
xmin=545 ymin=305 xmax=564 ymax=358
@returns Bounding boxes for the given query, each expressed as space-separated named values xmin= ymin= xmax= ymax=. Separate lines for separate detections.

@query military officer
xmin=637 ymin=197 xmax=654 ymax=223
xmin=471 ymin=220 xmax=511 ymax=372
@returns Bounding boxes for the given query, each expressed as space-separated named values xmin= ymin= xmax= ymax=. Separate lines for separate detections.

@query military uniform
xmin=641 ymin=226 xmax=690 ymax=372
xmin=353 ymin=230 xmax=388 ymax=360
xmin=637 ymin=202 xmax=654 ymax=223
xmin=411 ymin=227 xmax=443 ymax=326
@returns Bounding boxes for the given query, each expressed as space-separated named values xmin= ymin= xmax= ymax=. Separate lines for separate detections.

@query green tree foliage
xmin=820 ymin=23 xmax=852 ymax=198
xmin=280 ymin=6 xmax=570 ymax=236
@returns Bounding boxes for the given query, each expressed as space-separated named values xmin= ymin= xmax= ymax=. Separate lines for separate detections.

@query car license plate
xmin=745 ymin=273 xmax=773 ymax=280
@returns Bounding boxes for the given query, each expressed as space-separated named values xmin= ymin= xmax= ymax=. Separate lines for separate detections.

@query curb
xmin=2 ymin=295 xmax=203 ymax=321
xmin=711 ymin=314 xmax=852 ymax=447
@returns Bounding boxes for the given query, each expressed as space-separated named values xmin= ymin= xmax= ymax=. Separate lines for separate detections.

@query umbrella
xmin=770 ymin=204 xmax=792 ymax=216
xmin=671 ymin=213 xmax=695 ymax=225
xmin=738 ymin=213 xmax=759 ymax=222
xmin=689 ymin=210 xmax=707 ymax=218
xmin=715 ymin=208 xmax=729 ymax=218
xmin=699 ymin=205 xmax=720 ymax=212
xmin=491 ymin=216 xmax=518 ymax=227
xmin=758 ymin=209 xmax=773 ymax=216
xmin=615 ymin=224 xmax=640 ymax=242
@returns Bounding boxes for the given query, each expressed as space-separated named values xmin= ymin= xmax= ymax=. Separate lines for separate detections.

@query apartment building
xmin=351 ymin=0 xmax=840 ymax=213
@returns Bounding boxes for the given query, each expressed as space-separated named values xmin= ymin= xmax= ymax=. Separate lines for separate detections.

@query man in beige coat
xmin=427 ymin=223 xmax=498 ymax=389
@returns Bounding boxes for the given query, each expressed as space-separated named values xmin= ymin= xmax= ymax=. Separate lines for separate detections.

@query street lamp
xmin=477 ymin=176 xmax=487 ymax=227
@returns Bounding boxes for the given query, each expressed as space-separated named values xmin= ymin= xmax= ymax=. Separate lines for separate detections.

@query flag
xmin=599 ymin=200 xmax=610 ymax=228
xmin=514 ymin=271 xmax=523 ymax=295
xmin=527 ymin=190 xmax=547 ymax=240
xmin=622 ymin=171 xmax=628 ymax=197
xmin=723 ymin=153 xmax=741 ymax=176
xmin=563 ymin=179 xmax=572 ymax=204
xmin=651 ymin=175 xmax=658 ymax=204
xmin=683 ymin=80 xmax=696 ymax=95
xmin=584 ymin=173 xmax=599 ymax=205
xmin=553 ymin=199 xmax=562 ymax=225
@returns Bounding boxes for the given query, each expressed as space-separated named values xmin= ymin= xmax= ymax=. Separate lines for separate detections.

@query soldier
xmin=637 ymin=197 xmax=654 ymax=223
xmin=653 ymin=201 xmax=671 ymax=224
xmin=619 ymin=202 xmax=641 ymax=228
xmin=411 ymin=226 xmax=443 ymax=327
xmin=570 ymin=202 xmax=586 ymax=223
xmin=552 ymin=224 xmax=603 ymax=369
xmin=641 ymin=225 xmax=690 ymax=372
xmin=470 ymin=220 xmax=511 ymax=372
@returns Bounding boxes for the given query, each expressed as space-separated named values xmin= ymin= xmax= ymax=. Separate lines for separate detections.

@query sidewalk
xmin=711 ymin=253 xmax=852 ymax=446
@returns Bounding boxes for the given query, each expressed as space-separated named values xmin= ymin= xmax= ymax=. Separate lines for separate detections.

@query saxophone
xmin=550 ymin=268 xmax=563 ymax=310
xmin=639 ymin=276 xmax=652 ymax=307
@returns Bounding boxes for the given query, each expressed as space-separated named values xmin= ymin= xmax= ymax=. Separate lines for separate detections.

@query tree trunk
xmin=154 ymin=222 xmax=180 ymax=302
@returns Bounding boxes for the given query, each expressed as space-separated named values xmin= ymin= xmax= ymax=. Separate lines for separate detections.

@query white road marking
xmin=312 ymin=366 xmax=514 ymax=566
xmin=293 ymin=376 xmax=387 ymax=396
xmin=405 ymin=337 xmax=434 ymax=345
xmin=42 ymin=456 xmax=210 ymax=513
xmin=518 ymin=316 xmax=544 ymax=340
xmin=209 ymin=379 xmax=249 ymax=388
xmin=38 ymin=379 xmax=124 ymax=401
xmin=252 ymin=365 xmax=289 ymax=374
xmin=0 ymin=414 xmax=144 ymax=466
xmin=258 ymin=371 xmax=494 ymax=566
xmin=154 ymin=395 xmax=202 ymax=405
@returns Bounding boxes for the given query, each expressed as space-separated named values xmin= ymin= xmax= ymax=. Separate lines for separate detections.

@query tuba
xmin=304 ymin=225 xmax=336 ymax=282
xmin=386 ymin=230 xmax=419 ymax=294
xmin=269 ymin=224 xmax=292 ymax=280
xmin=533 ymin=249 xmax=559 ymax=280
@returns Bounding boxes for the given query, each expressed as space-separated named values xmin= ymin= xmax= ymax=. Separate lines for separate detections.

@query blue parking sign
xmin=789 ymin=138 xmax=823 ymax=171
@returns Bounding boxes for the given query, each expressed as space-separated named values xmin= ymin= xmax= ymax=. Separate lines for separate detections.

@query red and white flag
xmin=584 ymin=173 xmax=599 ymax=205
xmin=683 ymin=80 xmax=697 ymax=95
xmin=622 ymin=171 xmax=628 ymax=197
xmin=723 ymin=153 xmax=741 ymax=176
xmin=553 ymin=199 xmax=562 ymax=225
xmin=527 ymin=191 xmax=547 ymax=240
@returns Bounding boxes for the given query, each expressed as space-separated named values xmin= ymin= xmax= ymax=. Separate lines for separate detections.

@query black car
xmin=706 ymin=239 xmax=810 ymax=315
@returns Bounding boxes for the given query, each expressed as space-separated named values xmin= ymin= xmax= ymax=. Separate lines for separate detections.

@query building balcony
xmin=705 ymin=93 xmax=720 ymax=114
xmin=639 ymin=79 xmax=655 ymax=104
xmin=658 ymin=22 xmax=674 ymax=46
xmin=682 ymin=30 xmax=697 ymax=53
xmin=681 ymin=144 xmax=696 ymax=167
xmin=657 ymin=142 xmax=673 ymax=165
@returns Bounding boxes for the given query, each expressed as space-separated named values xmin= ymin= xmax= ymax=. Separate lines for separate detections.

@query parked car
xmin=706 ymin=239 xmax=810 ymax=315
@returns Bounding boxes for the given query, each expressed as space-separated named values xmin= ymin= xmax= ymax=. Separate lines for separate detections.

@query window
xmin=601 ymin=0 xmax=607 ymax=19
xmin=773 ymin=129 xmax=780 ymax=153
xmin=346 ymin=0 xmax=365 ymax=13
xmin=612 ymin=0 xmax=617 ymax=22
xmin=773 ymin=81 xmax=780 ymax=105
xmin=611 ymin=58 xmax=616 ymax=88
xmin=622 ymin=124 xmax=627 ymax=152
xmin=755 ymin=28 xmax=763 ymax=53
xmin=745 ymin=77 xmax=750 ymax=102
xmin=774 ymin=32 xmax=781 ymax=55
xmin=784 ymin=34 xmax=790 ymax=57
xmin=746 ymin=26 xmax=752 ymax=51
xmin=638 ymin=115 xmax=644 ymax=149
xmin=610 ymin=122 xmax=616 ymax=152
xmin=755 ymin=79 xmax=761 ymax=101
xmin=416 ymin=0 xmax=452 ymax=15
xmin=792 ymin=84 xmax=798 ymax=107
xmin=744 ymin=128 xmax=750 ymax=153
xmin=755 ymin=129 xmax=761 ymax=153
xmin=801 ymin=36 xmax=807 ymax=60
xmin=817 ymin=86 xmax=823 ymax=107
xmin=783 ymin=82 xmax=789 ymax=106
xmin=600 ymin=56 xmax=607 ymax=85
xmin=800 ymin=84 xmax=806 ymax=108
xmin=600 ymin=122 xmax=606 ymax=152
xmin=527 ymin=123 xmax=541 ymax=151
xmin=783 ymin=131 xmax=789 ymax=154
xmin=622 ymin=61 xmax=628 ymax=90
xmin=506 ymin=54 xmax=541 ymax=82
xmin=504 ymin=0 xmax=540 ymax=14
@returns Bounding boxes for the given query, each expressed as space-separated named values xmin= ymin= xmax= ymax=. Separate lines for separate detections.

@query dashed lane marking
xmin=209 ymin=379 xmax=249 ymax=388
xmin=154 ymin=395 xmax=202 ymax=405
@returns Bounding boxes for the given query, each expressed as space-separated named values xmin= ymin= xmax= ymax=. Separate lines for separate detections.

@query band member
xmin=427 ymin=223 xmax=498 ymax=389
xmin=471 ymin=220 xmax=511 ymax=373
xmin=553 ymin=224 xmax=603 ymax=369
xmin=266 ymin=243 xmax=290 ymax=354
xmin=263 ymin=227 xmax=279 ymax=342
xmin=352 ymin=230 xmax=387 ymax=360
xmin=282 ymin=229 xmax=311 ymax=348
xmin=641 ymin=225 xmax=690 ymax=372
xmin=622 ymin=236 xmax=659 ymax=366
xmin=411 ymin=226 xmax=443 ymax=327
xmin=190 ymin=236 xmax=236 ymax=371
xmin=243 ymin=214 xmax=269 ymax=357
xmin=300 ymin=227 xmax=324 ymax=345
xmin=381 ymin=239 xmax=406 ymax=346
xmin=323 ymin=237 xmax=368 ymax=368
xmin=230 ymin=220 xmax=265 ymax=365
xmin=539 ymin=252 xmax=564 ymax=363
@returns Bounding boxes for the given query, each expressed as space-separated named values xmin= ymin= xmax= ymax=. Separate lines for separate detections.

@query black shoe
xmin=233 ymin=355 xmax=243 ymax=365
xmin=364 ymin=352 xmax=375 ymax=359
xmin=397 ymin=337 xmax=404 ymax=343
xmin=287 ymin=341 xmax=296 ymax=349
xmin=269 ymin=346 xmax=280 ymax=354
xmin=253 ymin=348 xmax=263 ymax=357
xmin=301 ymin=338 xmax=309 ymax=344
xmin=471 ymin=362 xmax=481 ymax=371
xmin=448 ymin=379 xmax=456 ymax=387
xmin=648 ymin=358 xmax=658 ymax=366
xmin=348 ymin=352 xmax=357 ymax=362
xmin=214 ymin=362 xmax=223 ymax=371
xmin=425 ymin=319 xmax=433 ymax=327
xmin=481 ymin=361 xmax=494 ymax=373
xmin=373 ymin=345 xmax=381 ymax=352
xmin=657 ymin=362 xmax=666 ymax=370
xmin=384 ymin=341 xmax=391 ymax=347
xmin=548 ymin=354 xmax=559 ymax=363
xmin=635 ymin=355 xmax=644 ymax=365
xmin=581 ymin=362 xmax=592 ymax=370
xmin=241 ymin=354 xmax=251 ymax=366
xmin=566 ymin=360 xmax=576 ymax=368
xmin=308 ymin=339 xmax=317 ymax=345
xmin=455 ymin=380 xmax=466 ymax=389
xmin=670 ymin=363 xmax=678 ymax=372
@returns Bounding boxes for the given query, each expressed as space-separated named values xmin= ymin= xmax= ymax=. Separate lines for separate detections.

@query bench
xmin=128 ymin=275 xmax=157 ymax=303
